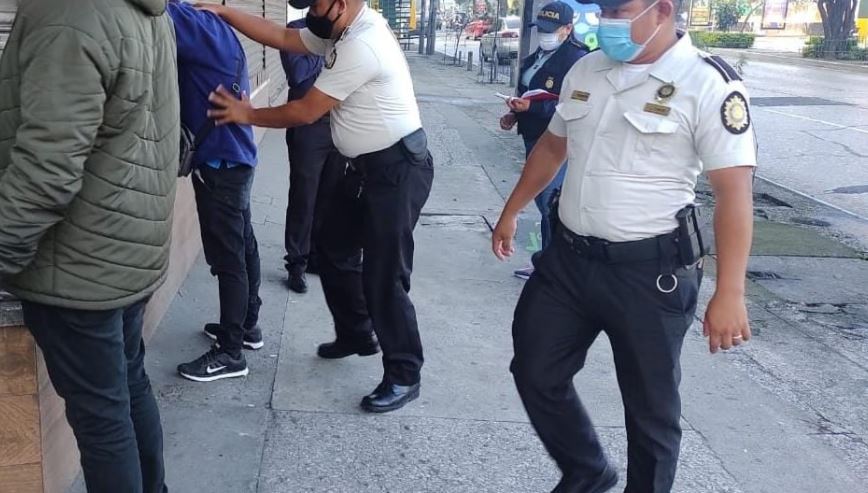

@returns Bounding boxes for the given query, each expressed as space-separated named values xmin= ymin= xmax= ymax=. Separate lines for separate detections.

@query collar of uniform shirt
xmin=334 ymin=4 xmax=368 ymax=46
xmin=594 ymin=32 xmax=695 ymax=84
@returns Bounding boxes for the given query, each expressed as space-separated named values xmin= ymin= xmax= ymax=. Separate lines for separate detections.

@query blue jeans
xmin=524 ymin=137 xmax=567 ymax=251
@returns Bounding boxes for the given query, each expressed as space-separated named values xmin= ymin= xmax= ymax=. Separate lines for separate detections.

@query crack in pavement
xmin=800 ymin=129 xmax=868 ymax=158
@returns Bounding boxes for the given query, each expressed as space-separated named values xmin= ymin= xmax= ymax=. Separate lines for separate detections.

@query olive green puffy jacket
xmin=0 ymin=0 xmax=180 ymax=310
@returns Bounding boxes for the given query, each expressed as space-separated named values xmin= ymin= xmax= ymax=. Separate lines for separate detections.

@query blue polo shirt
xmin=167 ymin=1 xmax=257 ymax=168
xmin=281 ymin=19 xmax=324 ymax=102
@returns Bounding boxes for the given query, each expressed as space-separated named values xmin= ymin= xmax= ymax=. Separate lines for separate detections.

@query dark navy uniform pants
xmin=316 ymin=133 xmax=434 ymax=386
xmin=511 ymin=229 xmax=702 ymax=492
xmin=284 ymin=118 xmax=344 ymax=273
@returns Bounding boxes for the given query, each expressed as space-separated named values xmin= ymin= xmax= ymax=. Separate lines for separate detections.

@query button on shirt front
xmin=548 ymin=35 xmax=757 ymax=242
xmin=300 ymin=7 xmax=422 ymax=158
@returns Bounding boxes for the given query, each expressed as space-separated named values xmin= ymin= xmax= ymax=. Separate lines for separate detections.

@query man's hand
xmin=194 ymin=3 xmax=225 ymax=15
xmin=492 ymin=213 xmax=518 ymax=260
xmin=500 ymin=113 xmax=517 ymax=131
xmin=207 ymin=85 xmax=252 ymax=126
xmin=703 ymin=291 xmax=751 ymax=354
xmin=508 ymin=98 xmax=531 ymax=113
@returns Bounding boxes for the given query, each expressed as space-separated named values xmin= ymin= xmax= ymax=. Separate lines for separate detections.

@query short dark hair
xmin=646 ymin=0 xmax=684 ymax=9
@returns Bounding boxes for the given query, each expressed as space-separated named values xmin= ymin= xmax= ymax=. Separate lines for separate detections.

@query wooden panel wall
xmin=0 ymin=327 xmax=43 ymax=493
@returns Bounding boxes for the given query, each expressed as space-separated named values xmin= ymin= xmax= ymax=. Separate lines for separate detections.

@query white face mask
xmin=538 ymin=32 xmax=564 ymax=52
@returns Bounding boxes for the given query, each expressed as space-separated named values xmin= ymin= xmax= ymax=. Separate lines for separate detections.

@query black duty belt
xmin=559 ymin=226 xmax=679 ymax=264
xmin=352 ymin=128 xmax=425 ymax=168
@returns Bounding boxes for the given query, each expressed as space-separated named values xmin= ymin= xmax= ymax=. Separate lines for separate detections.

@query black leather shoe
xmin=287 ymin=271 xmax=308 ymax=294
xmin=552 ymin=465 xmax=618 ymax=493
xmin=316 ymin=338 xmax=380 ymax=359
xmin=360 ymin=382 xmax=420 ymax=413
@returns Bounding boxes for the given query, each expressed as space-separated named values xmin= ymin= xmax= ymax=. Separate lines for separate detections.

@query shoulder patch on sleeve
xmin=702 ymin=54 xmax=742 ymax=83
xmin=721 ymin=91 xmax=751 ymax=134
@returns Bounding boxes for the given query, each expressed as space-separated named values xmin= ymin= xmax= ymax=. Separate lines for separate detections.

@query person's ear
xmin=336 ymin=0 xmax=348 ymax=17
xmin=657 ymin=0 xmax=675 ymax=23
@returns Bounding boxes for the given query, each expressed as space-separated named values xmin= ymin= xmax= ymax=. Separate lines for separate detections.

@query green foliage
xmin=713 ymin=0 xmax=752 ymax=32
xmin=802 ymin=36 xmax=868 ymax=60
xmin=689 ymin=31 xmax=757 ymax=49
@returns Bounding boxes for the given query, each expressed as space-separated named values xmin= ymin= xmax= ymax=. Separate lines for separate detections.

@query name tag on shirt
xmin=643 ymin=103 xmax=671 ymax=116
xmin=571 ymin=90 xmax=590 ymax=102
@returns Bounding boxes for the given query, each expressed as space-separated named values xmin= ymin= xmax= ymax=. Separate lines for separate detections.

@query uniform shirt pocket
xmin=621 ymin=111 xmax=681 ymax=175
xmin=554 ymin=101 xmax=593 ymax=140
xmin=556 ymin=101 xmax=593 ymax=123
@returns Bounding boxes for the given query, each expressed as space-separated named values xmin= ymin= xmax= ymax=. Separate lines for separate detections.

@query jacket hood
xmin=127 ymin=0 xmax=167 ymax=16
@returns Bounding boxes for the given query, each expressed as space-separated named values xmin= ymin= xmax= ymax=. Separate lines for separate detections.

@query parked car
xmin=464 ymin=19 xmax=491 ymax=40
xmin=480 ymin=16 xmax=521 ymax=64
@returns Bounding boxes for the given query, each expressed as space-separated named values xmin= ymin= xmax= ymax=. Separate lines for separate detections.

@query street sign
xmin=689 ymin=0 xmax=712 ymax=27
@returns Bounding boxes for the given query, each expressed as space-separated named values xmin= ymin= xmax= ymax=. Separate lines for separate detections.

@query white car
xmin=480 ymin=16 xmax=521 ymax=64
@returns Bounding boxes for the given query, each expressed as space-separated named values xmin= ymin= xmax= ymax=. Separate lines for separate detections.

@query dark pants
xmin=193 ymin=164 xmax=262 ymax=356
xmin=317 ymin=139 xmax=434 ymax=386
xmin=510 ymin=231 xmax=702 ymax=492
xmin=22 ymin=299 xmax=167 ymax=493
xmin=523 ymin=136 xmax=567 ymax=251
xmin=284 ymin=119 xmax=344 ymax=272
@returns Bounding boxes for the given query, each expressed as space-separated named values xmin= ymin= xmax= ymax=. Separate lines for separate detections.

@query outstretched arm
xmin=195 ymin=3 xmax=310 ymax=54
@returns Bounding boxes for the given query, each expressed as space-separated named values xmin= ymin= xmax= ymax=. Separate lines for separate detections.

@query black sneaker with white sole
xmin=177 ymin=347 xmax=249 ymax=382
xmin=203 ymin=323 xmax=264 ymax=350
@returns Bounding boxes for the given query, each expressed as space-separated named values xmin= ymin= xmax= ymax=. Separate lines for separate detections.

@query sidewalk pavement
xmin=69 ymin=53 xmax=868 ymax=493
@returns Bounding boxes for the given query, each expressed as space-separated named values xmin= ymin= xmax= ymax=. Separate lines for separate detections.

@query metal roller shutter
xmin=228 ymin=0 xmax=266 ymax=89
xmin=264 ymin=0 xmax=287 ymax=104
xmin=0 ymin=0 xmax=17 ymax=54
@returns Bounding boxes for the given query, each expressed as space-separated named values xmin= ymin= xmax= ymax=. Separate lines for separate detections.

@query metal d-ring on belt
xmin=558 ymin=226 xmax=681 ymax=294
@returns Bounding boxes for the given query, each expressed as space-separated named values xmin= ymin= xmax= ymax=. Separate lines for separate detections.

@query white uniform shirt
xmin=300 ymin=7 xmax=422 ymax=158
xmin=548 ymin=35 xmax=757 ymax=242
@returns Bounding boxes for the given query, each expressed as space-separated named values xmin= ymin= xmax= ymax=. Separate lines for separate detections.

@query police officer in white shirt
xmin=491 ymin=0 xmax=757 ymax=490
xmin=197 ymin=0 xmax=434 ymax=413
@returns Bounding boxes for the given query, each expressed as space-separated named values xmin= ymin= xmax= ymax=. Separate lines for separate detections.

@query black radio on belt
xmin=674 ymin=204 xmax=709 ymax=266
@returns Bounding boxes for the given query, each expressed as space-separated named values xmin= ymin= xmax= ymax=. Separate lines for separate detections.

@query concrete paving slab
xmin=144 ymin=251 xmax=287 ymax=410
xmin=746 ymin=256 xmax=868 ymax=305
xmin=680 ymin=327 xmax=867 ymax=493
xmin=273 ymin=220 xmax=626 ymax=426
xmin=689 ymin=276 xmax=868 ymax=489
xmin=258 ymin=411 xmax=740 ymax=493
xmin=423 ymin=165 xmax=504 ymax=215
xmin=750 ymin=221 xmax=861 ymax=258
xmin=69 ymin=403 xmax=269 ymax=493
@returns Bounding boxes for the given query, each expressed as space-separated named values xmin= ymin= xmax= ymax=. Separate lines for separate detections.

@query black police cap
xmin=288 ymin=0 xmax=315 ymax=9
xmin=576 ymin=0 xmax=633 ymax=7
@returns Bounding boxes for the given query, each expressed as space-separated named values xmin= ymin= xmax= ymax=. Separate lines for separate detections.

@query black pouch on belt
xmin=674 ymin=204 xmax=709 ymax=267
xmin=399 ymin=129 xmax=429 ymax=164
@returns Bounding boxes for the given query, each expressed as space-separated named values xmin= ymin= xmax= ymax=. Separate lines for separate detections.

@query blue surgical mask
xmin=597 ymin=0 xmax=662 ymax=62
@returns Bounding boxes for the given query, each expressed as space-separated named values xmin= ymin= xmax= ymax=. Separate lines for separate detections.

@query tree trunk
xmin=739 ymin=2 xmax=765 ymax=34
xmin=817 ymin=0 xmax=858 ymax=58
